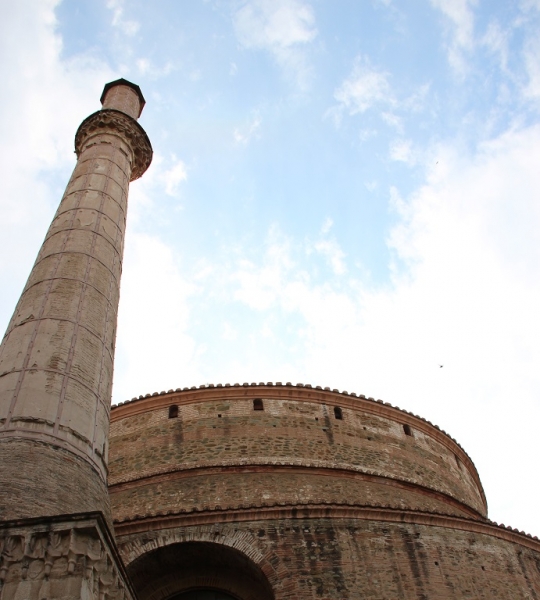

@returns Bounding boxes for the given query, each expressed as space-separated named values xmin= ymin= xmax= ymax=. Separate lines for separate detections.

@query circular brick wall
xmin=108 ymin=383 xmax=486 ymax=523
xmin=109 ymin=384 xmax=540 ymax=599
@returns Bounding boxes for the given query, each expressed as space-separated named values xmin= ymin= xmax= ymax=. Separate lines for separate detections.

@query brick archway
xmin=118 ymin=526 xmax=288 ymax=594
xmin=126 ymin=541 xmax=275 ymax=600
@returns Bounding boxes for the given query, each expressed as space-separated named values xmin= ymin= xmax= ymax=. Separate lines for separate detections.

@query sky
xmin=1 ymin=0 xmax=540 ymax=538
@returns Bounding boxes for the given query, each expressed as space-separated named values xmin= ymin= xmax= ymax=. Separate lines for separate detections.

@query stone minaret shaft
xmin=0 ymin=80 xmax=152 ymax=522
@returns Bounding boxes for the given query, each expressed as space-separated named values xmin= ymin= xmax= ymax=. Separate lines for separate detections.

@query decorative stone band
xmin=75 ymin=109 xmax=153 ymax=181
xmin=0 ymin=513 xmax=136 ymax=600
xmin=114 ymin=503 xmax=540 ymax=556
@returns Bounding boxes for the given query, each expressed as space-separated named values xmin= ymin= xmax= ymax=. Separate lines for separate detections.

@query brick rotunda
xmin=1 ymin=81 xmax=540 ymax=600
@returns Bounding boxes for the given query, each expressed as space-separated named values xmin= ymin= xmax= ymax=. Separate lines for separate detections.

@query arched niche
xmin=127 ymin=541 xmax=275 ymax=600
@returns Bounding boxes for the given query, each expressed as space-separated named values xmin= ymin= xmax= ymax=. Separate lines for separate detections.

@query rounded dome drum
xmin=108 ymin=384 xmax=486 ymax=524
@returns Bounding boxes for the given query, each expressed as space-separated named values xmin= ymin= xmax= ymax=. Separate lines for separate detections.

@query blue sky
xmin=2 ymin=0 xmax=540 ymax=537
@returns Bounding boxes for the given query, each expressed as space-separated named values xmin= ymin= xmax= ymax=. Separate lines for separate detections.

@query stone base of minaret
xmin=0 ymin=513 xmax=135 ymax=600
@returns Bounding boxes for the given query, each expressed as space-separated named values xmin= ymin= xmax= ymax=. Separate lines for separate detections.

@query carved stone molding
xmin=0 ymin=513 xmax=136 ymax=600
xmin=75 ymin=109 xmax=153 ymax=181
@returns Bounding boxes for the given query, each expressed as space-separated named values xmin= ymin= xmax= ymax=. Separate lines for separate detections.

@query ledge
xmin=112 ymin=503 xmax=540 ymax=553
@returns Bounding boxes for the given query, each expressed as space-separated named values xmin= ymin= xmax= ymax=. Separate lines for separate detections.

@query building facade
xmin=1 ymin=81 xmax=539 ymax=600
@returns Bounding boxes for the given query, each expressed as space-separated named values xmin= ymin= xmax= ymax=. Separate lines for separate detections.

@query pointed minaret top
xmin=100 ymin=78 xmax=146 ymax=119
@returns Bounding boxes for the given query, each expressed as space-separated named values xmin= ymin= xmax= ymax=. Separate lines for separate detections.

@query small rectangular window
xmin=253 ymin=398 xmax=264 ymax=411
xmin=168 ymin=405 xmax=178 ymax=419
xmin=403 ymin=424 xmax=413 ymax=437
xmin=334 ymin=406 xmax=343 ymax=420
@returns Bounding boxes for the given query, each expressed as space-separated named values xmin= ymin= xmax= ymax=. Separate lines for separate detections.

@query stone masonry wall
xmin=109 ymin=386 xmax=486 ymax=521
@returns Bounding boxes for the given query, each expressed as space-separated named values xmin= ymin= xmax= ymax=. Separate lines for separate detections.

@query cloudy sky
xmin=1 ymin=0 xmax=540 ymax=537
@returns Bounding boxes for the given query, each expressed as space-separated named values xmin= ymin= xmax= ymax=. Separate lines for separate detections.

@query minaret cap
xmin=100 ymin=78 xmax=146 ymax=118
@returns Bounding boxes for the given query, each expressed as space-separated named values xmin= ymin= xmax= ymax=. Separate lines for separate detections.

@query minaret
xmin=0 ymin=79 xmax=152 ymax=527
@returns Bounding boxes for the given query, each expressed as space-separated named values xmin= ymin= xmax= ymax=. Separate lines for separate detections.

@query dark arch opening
xmin=127 ymin=541 xmax=275 ymax=600
xmin=173 ymin=592 xmax=237 ymax=600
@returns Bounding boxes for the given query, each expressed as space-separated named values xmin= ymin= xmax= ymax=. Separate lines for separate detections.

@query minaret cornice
xmin=75 ymin=108 xmax=153 ymax=181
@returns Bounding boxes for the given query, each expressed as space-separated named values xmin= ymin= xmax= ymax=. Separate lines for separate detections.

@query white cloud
xmin=222 ymin=322 xmax=239 ymax=341
xmin=429 ymin=0 xmax=477 ymax=75
xmin=136 ymin=57 xmax=175 ymax=79
xmin=365 ymin=180 xmax=378 ymax=192
xmin=234 ymin=0 xmax=317 ymax=49
xmin=481 ymin=20 xmax=509 ymax=72
xmin=389 ymin=138 xmax=415 ymax=165
xmin=509 ymin=1 xmax=540 ymax=104
xmin=334 ymin=55 xmax=394 ymax=114
xmin=307 ymin=220 xmax=347 ymax=276
xmin=233 ymin=257 xmax=294 ymax=312
xmin=106 ymin=0 xmax=140 ymax=36
xmin=233 ymin=0 xmax=317 ymax=88
xmin=312 ymin=239 xmax=347 ymax=275
xmin=522 ymin=33 xmax=540 ymax=101
xmin=234 ymin=112 xmax=262 ymax=145
xmin=331 ymin=65 xmax=429 ymax=129
xmin=402 ymin=83 xmax=431 ymax=112
xmin=379 ymin=130 xmax=540 ymax=537
xmin=358 ymin=128 xmax=377 ymax=142
xmin=381 ymin=111 xmax=403 ymax=132
xmin=320 ymin=217 xmax=333 ymax=235
xmin=114 ymin=232 xmax=201 ymax=400
xmin=163 ymin=157 xmax=188 ymax=196
xmin=521 ymin=0 xmax=540 ymax=11
xmin=231 ymin=226 xmax=297 ymax=311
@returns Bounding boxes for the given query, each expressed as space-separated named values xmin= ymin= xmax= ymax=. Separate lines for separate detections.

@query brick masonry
xmin=108 ymin=385 xmax=540 ymax=598
xmin=109 ymin=386 xmax=486 ymax=519
xmin=116 ymin=516 xmax=540 ymax=599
